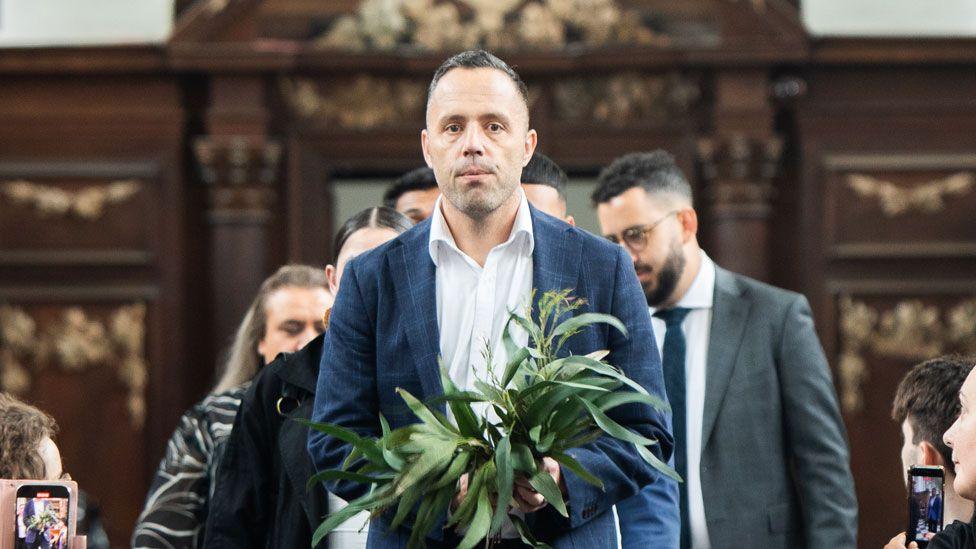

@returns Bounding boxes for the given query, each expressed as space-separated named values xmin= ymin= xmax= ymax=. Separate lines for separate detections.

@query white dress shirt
xmin=430 ymin=190 xmax=534 ymax=404
xmin=649 ymin=250 xmax=715 ymax=549
xmin=429 ymin=190 xmax=534 ymax=538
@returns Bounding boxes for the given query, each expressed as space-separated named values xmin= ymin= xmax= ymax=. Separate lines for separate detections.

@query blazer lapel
xmin=701 ymin=267 xmax=750 ymax=450
xmin=530 ymin=206 xmax=581 ymax=324
xmin=389 ymin=221 xmax=443 ymax=401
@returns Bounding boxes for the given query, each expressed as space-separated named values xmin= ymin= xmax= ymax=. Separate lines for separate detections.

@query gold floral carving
xmin=0 ymin=179 xmax=140 ymax=220
xmin=837 ymin=296 xmax=976 ymax=414
xmin=553 ymin=73 xmax=699 ymax=127
xmin=315 ymin=0 xmax=667 ymax=53
xmin=846 ymin=172 xmax=974 ymax=217
xmin=281 ymin=77 xmax=426 ymax=130
xmin=0 ymin=304 xmax=149 ymax=429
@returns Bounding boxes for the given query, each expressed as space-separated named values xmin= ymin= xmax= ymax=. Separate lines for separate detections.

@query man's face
xmin=522 ymin=183 xmax=566 ymax=219
xmin=257 ymin=286 xmax=332 ymax=364
xmin=422 ymin=67 xmax=536 ymax=221
xmin=945 ymin=370 xmax=976 ymax=498
xmin=900 ymin=419 xmax=921 ymax=485
xmin=596 ymin=186 xmax=686 ymax=307
xmin=394 ymin=188 xmax=440 ymax=222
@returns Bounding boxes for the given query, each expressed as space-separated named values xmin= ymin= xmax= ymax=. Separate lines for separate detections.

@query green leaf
xmin=528 ymin=466 xmax=568 ymax=517
xmin=560 ymin=356 xmax=659 ymax=402
xmin=490 ymin=436 xmax=514 ymax=535
xmin=431 ymin=450 xmax=472 ymax=490
xmin=501 ymin=346 xmax=531 ymax=388
xmin=553 ymin=312 xmax=628 ymax=350
xmin=536 ymin=431 xmax=557 ymax=454
xmin=551 ymin=451 xmax=604 ymax=489
xmin=394 ymin=436 xmax=456 ymax=496
xmin=312 ymin=500 xmax=367 ymax=547
xmin=593 ymin=390 xmax=671 ymax=414
xmin=298 ymin=419 xmax=386 ymax=466
xmin=390 ymin=480 xmax=424 ymax=530
xmin=510 ymin=443 xmax=536 ymax=473
xmin=306 ymin=469 xmax=387 ymax=490
xmin=396 ymin=388 xmax=458 ymax=438
xmin=510 ymin=514 xmax=553 ymax=548
xmin=575 ymin=396 xmax=657 ymax=446
xmin=447 ymin=463 xmax=488 ymax=528
xmin=635 ymin=443 xmax=683 ymax=483
xmin=553 ymin=379 xmax=613 ymax=392
xmin=456 ymin=485 xmax=492 ymax=549
xmin=439 ymin=367 xmax=483 ymax=439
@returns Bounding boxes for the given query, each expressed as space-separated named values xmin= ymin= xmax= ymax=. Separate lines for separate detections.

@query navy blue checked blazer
xmin=308 ymin=205 xmax=675 ymax=547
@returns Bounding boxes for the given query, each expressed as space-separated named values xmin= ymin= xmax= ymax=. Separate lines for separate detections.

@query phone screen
xmin=908 ymin=467 xmax=945 ymax=545
xmin=14 ymin=485 xmax=71 ymax=549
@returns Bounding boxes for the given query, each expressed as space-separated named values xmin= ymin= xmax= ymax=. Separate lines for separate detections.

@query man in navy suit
xmin=308 ymin=50 xmax=675 ymax=548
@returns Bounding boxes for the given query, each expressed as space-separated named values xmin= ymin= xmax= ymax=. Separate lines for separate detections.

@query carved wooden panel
xmin=0 ymin=286 xmax=159 ymax=547
xmin=0 ymin=162 xmax=162 ymax=267
xmin=823 ymin=154 xmax=976 ymax=259
xmin=823 ymin=281 xmax=976 ymax=548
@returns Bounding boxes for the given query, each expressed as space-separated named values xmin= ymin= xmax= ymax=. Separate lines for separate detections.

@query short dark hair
xmin=892 ymin=355 xmax=976 ymax=475
xmin=591 ymin=150 xmax=693 ymax=206
xmin=333 ymin=206 xmax=414 ymax=262
xmin=521 ymin=152 xmax=568 ymax=201
xmin=427 ymin=50 xmax=529 ymax=113
xmin=382 ymin=167 xmax=437 ymax=209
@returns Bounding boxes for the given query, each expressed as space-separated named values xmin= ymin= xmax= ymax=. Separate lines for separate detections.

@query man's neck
xmin=945 ymin=479 xmax=974 ymax=523
xmin=440 ymin=191 xmax=521 ymax=266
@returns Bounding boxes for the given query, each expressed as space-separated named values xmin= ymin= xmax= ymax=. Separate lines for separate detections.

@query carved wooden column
xmin=698 ymin=70 xmax=782 ymax=282
xmin=194 ymin=134 xmax=282 ymax=352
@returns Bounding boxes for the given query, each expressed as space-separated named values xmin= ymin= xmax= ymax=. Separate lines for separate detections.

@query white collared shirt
xmin=649 ymin=250 xmax=715 ymax=549
xmin=429 ymin=190 xmax=533 ymax=539
xmin=429 ymin=190 xmax=534 ymax=401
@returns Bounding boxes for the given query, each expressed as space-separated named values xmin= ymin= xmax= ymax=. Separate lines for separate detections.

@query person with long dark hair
xmin=133 ymin=265 xmax=331 ymax=548
xmin=204 ymin=206 xmax=414 ymax=549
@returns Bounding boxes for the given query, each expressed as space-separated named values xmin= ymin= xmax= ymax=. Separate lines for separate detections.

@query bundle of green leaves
xmin=306 ymin=289 xmax=678 ymax=548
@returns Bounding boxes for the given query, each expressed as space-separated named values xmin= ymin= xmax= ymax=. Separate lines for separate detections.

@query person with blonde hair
xmin=133 ymin=265 xmax=331 ymax=548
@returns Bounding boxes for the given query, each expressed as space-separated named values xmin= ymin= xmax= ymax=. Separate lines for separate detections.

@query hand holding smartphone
xmin=907 ymin=465 xmax=946 ymax=548
xmin=0 ymin=480 xmax=78 ymax=549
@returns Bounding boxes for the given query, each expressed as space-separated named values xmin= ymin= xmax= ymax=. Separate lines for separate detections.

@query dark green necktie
xmin=655 ymin=307 xmax=692 ymax=549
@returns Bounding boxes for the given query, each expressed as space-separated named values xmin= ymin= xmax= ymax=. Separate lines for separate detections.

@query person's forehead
xmin=599 ymin=187 xmax=669 ymax=218
xmin=428 ymin=68 xmax=526 ymax=116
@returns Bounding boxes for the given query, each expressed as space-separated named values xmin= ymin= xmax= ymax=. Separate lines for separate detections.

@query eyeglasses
xmin=604 ymin=210 xmax=680 ymax=252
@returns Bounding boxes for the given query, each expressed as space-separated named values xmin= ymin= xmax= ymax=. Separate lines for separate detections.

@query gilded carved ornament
xmin=315 ymin=0 xmax=667 ymax=53
xmin=846 ymin=172 xmax=974 ymax=217
xmin=0 ymin=179 xmax=140 ymax=221
xmin=282 ymin=76 xmax=541 ymax=129
xmin=281 ymin=77 xmax=426 ymax=130
xmin=0 ymin=303 xmax=149 ymax=429
xmin=838 ymin=296 xmax=976 ymax=414
xmin=553 ymin=73 xmax=699 ymax=127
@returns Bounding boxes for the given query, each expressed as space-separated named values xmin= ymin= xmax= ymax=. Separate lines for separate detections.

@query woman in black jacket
xmin=204 ymin=206 xmax=414 ymax=548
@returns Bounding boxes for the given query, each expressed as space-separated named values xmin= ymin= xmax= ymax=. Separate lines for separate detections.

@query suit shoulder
xmin=722 ymin=268 xmax=806 ymax=312
xmin=573 ymin=225 xmax=623 ymax=260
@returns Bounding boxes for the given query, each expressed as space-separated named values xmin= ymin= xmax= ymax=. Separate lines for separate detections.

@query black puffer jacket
xmin=204 ymin=334 xmax=328 ymax=548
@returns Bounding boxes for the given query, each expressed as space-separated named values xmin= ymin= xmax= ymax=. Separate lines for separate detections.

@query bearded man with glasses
xmin=591 ymin=151 xmax=858 ymax=549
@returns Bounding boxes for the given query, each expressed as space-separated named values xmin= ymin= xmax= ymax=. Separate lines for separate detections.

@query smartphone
xmin=13 ymin=483 xmax=73 ymax=549
xmin=907 ymin=465 xmax=945 ymax=547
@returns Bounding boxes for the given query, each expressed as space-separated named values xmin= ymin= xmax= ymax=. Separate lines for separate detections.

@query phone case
xmin=0 ymin=479 xmax=79 ymax=549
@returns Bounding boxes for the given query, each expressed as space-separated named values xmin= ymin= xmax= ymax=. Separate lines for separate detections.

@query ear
xmin=919 ymin=440 xmax=948 ymax=468
xmin=523 ymin=129 xmax=538 ymax=166
xmin=325 ymin=264 xmax=339 ymax=296
xmin=678 ymin=208 xmax=698 ymax=243
xmin=565 ymin=214 xmax=576 ymax=227
xmin=421 ymin=128 xmax=433 ymax=168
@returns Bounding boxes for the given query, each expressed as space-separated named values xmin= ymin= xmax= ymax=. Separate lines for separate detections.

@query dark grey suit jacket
xmin=699 ymin=266 xmax=857 ymax=547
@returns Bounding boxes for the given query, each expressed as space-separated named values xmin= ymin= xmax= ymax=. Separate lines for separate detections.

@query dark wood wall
xmin=0 ymin=3 xmax=975 ymax=545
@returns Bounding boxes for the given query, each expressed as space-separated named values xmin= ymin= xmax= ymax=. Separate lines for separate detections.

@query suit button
xmin=581 ymin=506 xmax=596 ymax=519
